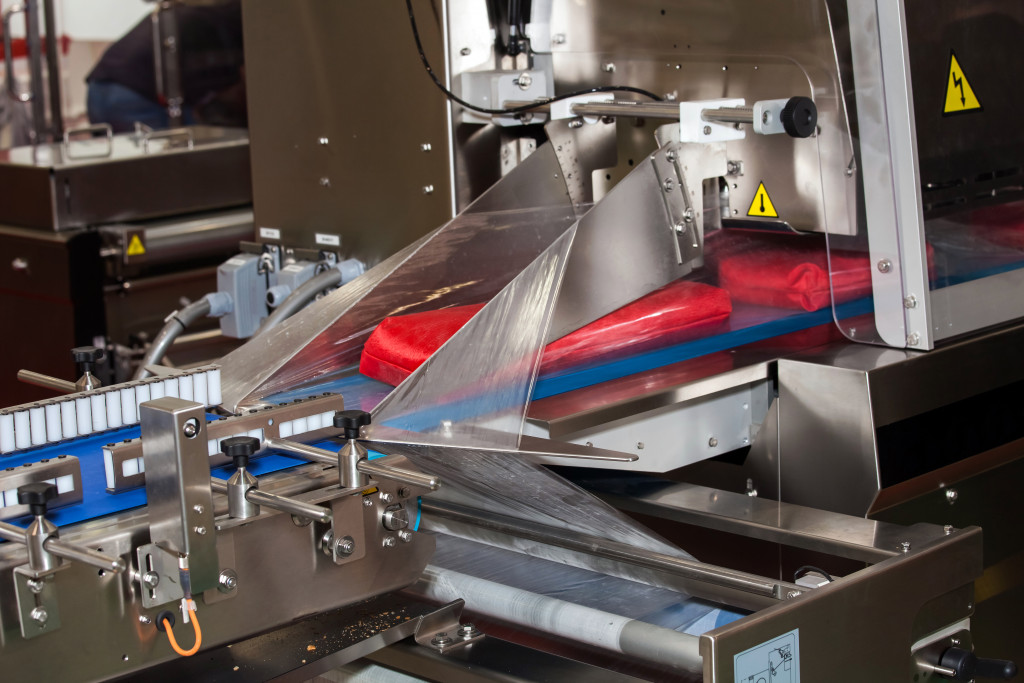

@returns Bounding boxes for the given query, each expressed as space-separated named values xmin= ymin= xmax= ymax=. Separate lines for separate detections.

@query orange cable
xmin=162 ymin=604 xmax=202 ymax=657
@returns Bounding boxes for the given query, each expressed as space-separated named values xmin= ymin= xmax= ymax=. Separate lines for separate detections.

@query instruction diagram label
xmin=747 ymin=182 xmax=779 ymax=218
xmin=734 ymin=628 xmax=799 ymax=683
xmin=943 ymin=50 xmax=982 ymax=115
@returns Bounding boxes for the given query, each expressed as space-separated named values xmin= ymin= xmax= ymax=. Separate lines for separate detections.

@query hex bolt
xmin=30 ymin=607 xmax=48 ymax=626
xmin=379 ymin=491 xmax=394 ymax=504
xmin=192 ymin=504 xmax=204 ymax=515
xmin=946 ymin=488 xmax=959 ymax=505
xmin=877 ymin=259 xmax=893 ymax=273
xmin=27 ymin=578 xmax=45 ymax=594
xmin=142 ymin=571 xmax=160 ymax=589
xmin=900 ymin=541 xmax=911 ymax=553
xmin=458 ymin=623 xmax=480 ymax=639
xmin=568 ymin=119 xmax=584 ymax=129
xmin=335 ymin=536 xmax=355 ymax=556
xmin=431 ymin=632 xmax=454 ymax=647
xmin=944 ymin=525 xmax=954 ymax=535
xmin=138 ymin=615 xmax=152 ymax=625
xmin=362 ymin=497 xmax=373 ymax=507
xmin=218 ymin=569 xmax=239 ymax=593
xmin=382 ymin=535 xmax=397 ymax=549
xmin=398 ymin=487 xmax=412 ymax=499
xmin=397 ymin=530 xmax=413 ymax=543
xmin=662 ymin=178 xmax=674 ymax=192
xmin=193 ymin=526 xmax=207 ymax=536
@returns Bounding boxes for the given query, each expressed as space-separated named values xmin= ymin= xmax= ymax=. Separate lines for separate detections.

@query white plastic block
xmin=207 ymin=369 xmax=222 ymax=406
xmin=76 ymin=397 xmax=93 ymax=436
xmin=46 ymin=403 xmax=63 ymax=442
xmin=149 ymin=380 xmax=166 ymax=401
xmin=120 ymin=386 xmax=137 ymax=425
xmin=0 ymin=413 xmax=15 ymax=453
xmin=122 ymin=458 xmax=140 ymax=477
xmin=103 ymin=448 xmax=115 ymax=489
xmin=179 ymin=374 xmax=194 ymax=402
xmin=29 ymin=406 xmax=47 ymax=446
xmin=164 ymin=377 xmax=179 ymax=399
xmin=135 ymin=383 xmax=151 ymax=410
xmin=193 ymin=372 xmax=208 ymax=407
xmin=60 ymin=401 xmax=78 ymax=440
xmin=55 ymin=474 xmax=75 ymax=494
xmin=92 ymin=393 xmax=108 ymax=432
xmin=14 ymin=410 xmax=31 ymax=449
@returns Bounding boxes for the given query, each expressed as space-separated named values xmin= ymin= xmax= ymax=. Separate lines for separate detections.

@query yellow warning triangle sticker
xmin=746 ymin=181 xmax=778 ymax=218
xmin=943 ymin=50 xmax=982 ymax=115
xmin=126 ymin=234 xmax=146 ymax=256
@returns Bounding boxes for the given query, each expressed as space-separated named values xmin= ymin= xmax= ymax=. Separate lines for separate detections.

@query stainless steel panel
xmin=241 ymin=0 xmax=453 ymax=262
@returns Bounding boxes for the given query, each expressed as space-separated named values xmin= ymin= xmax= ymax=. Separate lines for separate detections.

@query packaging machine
xmin=1 ymin=0 xmax=1022 ymax=680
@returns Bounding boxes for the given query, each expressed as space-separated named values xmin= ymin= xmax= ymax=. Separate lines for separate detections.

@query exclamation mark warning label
xmin=746 ymin=182 xmax=779 ymax=218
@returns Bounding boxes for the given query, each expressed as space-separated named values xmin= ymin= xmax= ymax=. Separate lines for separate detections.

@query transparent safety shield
xmin=829 ymin=0 xmax=1024 ymax=349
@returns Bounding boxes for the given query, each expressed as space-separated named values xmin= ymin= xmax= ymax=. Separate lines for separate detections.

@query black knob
xmin=780 ymin=97 xmax=817 ymax=138
xmin=71 ymin=346 xmax=105 ymax=373
xmin=939 ymin=647 xmax=1017 ymax=681
xmin=17 ymin=482 xmax=58 ymax=516
xmin=333 ymin=410 xmax=371 ymax=439
xmin=221 ymin=435 xmax=260 ymax=469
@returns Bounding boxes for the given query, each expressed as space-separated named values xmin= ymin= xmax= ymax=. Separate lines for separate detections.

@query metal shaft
xmin=0 ymin=521 xmax=126 ymax=573
xmin=24 ymin=0 xmax=46 ymax=141
xmin=357 ymin=458 xmax=440 ymax=491
xmin=210 ymin=478 xmax=331 ymax=524
xmin=41 ymin=0 xmax=62 ymax=137
xmin=701 ymin=105 xmax=754 ymax=125
xmin=263 ymin=437 xmax=335 ymax=465
xmin=17 ymin=370 xmax=77 ymax=394
xmin=423 ymin=499 xmax=795 ymax=600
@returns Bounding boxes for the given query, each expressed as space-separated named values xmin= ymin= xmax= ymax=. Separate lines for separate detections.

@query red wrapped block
xmin=359 ymin=280 xmax=732 ymax=386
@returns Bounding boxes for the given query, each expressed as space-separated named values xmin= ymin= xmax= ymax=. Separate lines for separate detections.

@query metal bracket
xmin=413 ymin=598 xmax=484 ymax=654
xmin=650 ymin=140 xmax=728 ymax=266
xmin=0 ymin=455 xmax=83 ymax=520
xmin=13 ymin=565 xmax=63 ymax=639
xmin=135 ymin=543 xmax=184 ymax=609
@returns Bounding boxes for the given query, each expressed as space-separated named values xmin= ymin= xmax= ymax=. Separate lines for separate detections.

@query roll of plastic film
xmin=76 ymin=397 xmax=92 ymax=436
xmin=0 ymin=412 xmax=14 ymax=453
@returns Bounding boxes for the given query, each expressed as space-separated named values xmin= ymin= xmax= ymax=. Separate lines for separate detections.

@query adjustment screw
xmin=335 ymin=536 xmax=356 ymax=556
xmin=142 ymin=571 xmax=160 ymax=588
xmin=431 ymin=632 xmax=454 ymax=647
xmin=30 ymin=607 xmax=48 ymax=626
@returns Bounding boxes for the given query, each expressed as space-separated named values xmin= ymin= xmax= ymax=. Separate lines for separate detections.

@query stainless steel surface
xmin=241 ymin=0 xmax=452 ymax=260
xmin=0 ymin=126 xmax=251 ymax=231
xmin=210 ymin=476 xmax=331 ymax=524
xmin=139 ymin=398 xmax=219 ymax=593
xmin=15 ymin=369 xmax=77 ymax=394
xmin=701 ymin=526 xmax=982 ymax=682
xmin=224 ymin=467 xmax=259 ymax=519
xmin=358 ymin=456 xmax=441 ymax=492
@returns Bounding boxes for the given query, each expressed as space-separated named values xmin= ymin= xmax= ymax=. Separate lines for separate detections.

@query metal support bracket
xmin=136 ymin=543 xmax=184 ymax=609
xmin=13 ymin=565 xmax=63 ymax=639
xmin=413 ymin=599 xmax=484 ymax=654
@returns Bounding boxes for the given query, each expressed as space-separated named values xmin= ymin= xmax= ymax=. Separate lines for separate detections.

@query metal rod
xmin=0 ymin=521 xmax=125 ymax=573
xmin=423 ymin=499 xmax=795 ymax=599
xmin=210 ymin=478 xmax=331 ymax=524
xmin=43 ymin=537 xmax=125 ymax=573
xmin=701 ymin=106 xmax=753 ymax=125
xmin=263 ymin=437 xmax=336 ymax=466
xmin=41 ymin=0 xmax=62 ymax=137
xmin=24 ymin=0 xmax=46 ymax=141
xmin=16 ymin=370 xmax=76 ymax=394
xmin=357 ymin=458 xmax=440 ymax=491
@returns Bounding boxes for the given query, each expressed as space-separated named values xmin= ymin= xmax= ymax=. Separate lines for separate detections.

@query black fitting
xmin=780 ymin=96 xmax=817 ymax=138
xmin=71 ymin=346 xmax=105 ymax=374
xmin=154 ymin=610 xmax=176 ymax=632
xmin=939 ymin=647 xmax=1018 ymax=681
xmin=333 ymin=410 xmax=371 ymax=440
xmin=221 ymin=436 xmax=260 ymax=469
xmin=17 ymin=482 xmax=57 ymax=516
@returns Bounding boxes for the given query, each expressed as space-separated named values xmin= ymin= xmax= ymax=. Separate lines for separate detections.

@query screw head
xmin=193 ymin=526 xmax=207 ymax=536
xmin=182 ymin=420 xmax=198 ymax=438
xmin=662 ymin=178 xmax=675 ymax=192
xmin=431 ymin=631 xmax=454 ymax=647
xmin=460 ymin=46 xmax=471 ymax=56
xmin=335 ymin=536 xmax=355 ymax=556
xmin=318 ymin=136 xmax=329 ymax=145
xmin=420 ymin=143 xmax=432 ymax=152
xmin=945 ymin=488 xmax=959 ymax=504
xmin=708 ymin=437 xmax=719 ymax=447
xmin=362 ymin=496 xmax=373 ymax=507
xmin=382 ymin=535 xmax=397 ymax=548
xmin=900 ymin=541 xmax=911 ymax=553
xmin=568 ymin=119 xmax=584 ymax=128
xmin=516 ymin=72 xmax=533 ymax=90
xmin=877 ymin=259 xmax=893 ymax=274
xmin=602 ymin=62 xmax=616 ymax=73
xmin=906 ymin=332 xmax=921 ymax=346
xmin=397 ymin=529 xmax=413 ymax=543
xmin=552 ymin=33 xmax=566 ymax=45
xmin=30 ymin=607 xmax=48 ymax=625
xmin=903 ymin=295 xmax=918 ymax=309
xmin=944 ymin=525 xmax=954 ymax=535
xmin=218 ymin=569 xmax=239 ymax=593
xmin=458 ymin=623 xmax=480 ymax=639
xmin=422 ymin=184 xmax=435 ymax=195
xmin=703 ymin=125 xmax=712 ymax=135
xmin=192 ymin=504 xmax=204 ymax=515
xmin=27 ymin=578 xmax=45 ymax=594
xmin=142 ymin=571 xmax=160 ymax=588
xmin=319 ymin=177 xmax=331 ymax=187
xmin=138 ymin=615 xmax=152 ymax=624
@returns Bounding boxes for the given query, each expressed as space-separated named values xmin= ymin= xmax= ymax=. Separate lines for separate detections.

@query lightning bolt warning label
xmin=943 ymin=50 xmax=982 ymax=115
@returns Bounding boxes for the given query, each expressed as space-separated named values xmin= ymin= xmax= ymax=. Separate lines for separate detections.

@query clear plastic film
xmin=218 ymin=143 xmax=577 ymax=411
xmin=367 ymin=228 xmax=576 ymax=448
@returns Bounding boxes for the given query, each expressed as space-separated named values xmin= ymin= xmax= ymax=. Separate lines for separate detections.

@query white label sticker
xmin=315 ymin=233 xmax=341 ymax=247
xmin=734 ymin=628 xmax=799 ymax=683
xmin=259 ymin=227 xmax=281 ymax=239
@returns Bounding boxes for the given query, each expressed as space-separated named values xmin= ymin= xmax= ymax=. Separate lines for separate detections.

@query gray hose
xmin=134 ymin=297 xmax=213 ymax=379
xmin=257 ymin=267 xmax=342 ymax=334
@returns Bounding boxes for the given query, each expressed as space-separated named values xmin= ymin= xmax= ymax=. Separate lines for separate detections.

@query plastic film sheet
xmin=367 ymin=228 xmax=576 ymax=449
xmin=218 ymin=143 xmax=577 ymax=411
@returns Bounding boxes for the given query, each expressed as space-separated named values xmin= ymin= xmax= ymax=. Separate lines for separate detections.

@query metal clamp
xmin=2 ymin=4 xmax=31 ymax=102
xmin=63 ymin=123 xmax=114 ymax=159
xmin=142 ymin=126 xmax=195 ymax=153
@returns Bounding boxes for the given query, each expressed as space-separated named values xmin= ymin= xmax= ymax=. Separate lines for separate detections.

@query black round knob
xmin=71 ymin=346 xmax=105 ymax=373
xmin=939 ymin=647 xmax=1018 ymax=681
xmin=780 ymin=97 xmax=817 ymax=138
xmin=333 ymin=410 xmax=371 ymax=439
xmin=17 ymin=482 xmax=58 ymax=516
xmin=221 ymin=435 xmax=260 ymax=469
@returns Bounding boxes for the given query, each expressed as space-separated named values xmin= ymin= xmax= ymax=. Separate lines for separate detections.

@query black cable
xmin=405 ymin=0 xmax=662 ymax=116
xmin=793 ymin=565 xmax=834 ymax=583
